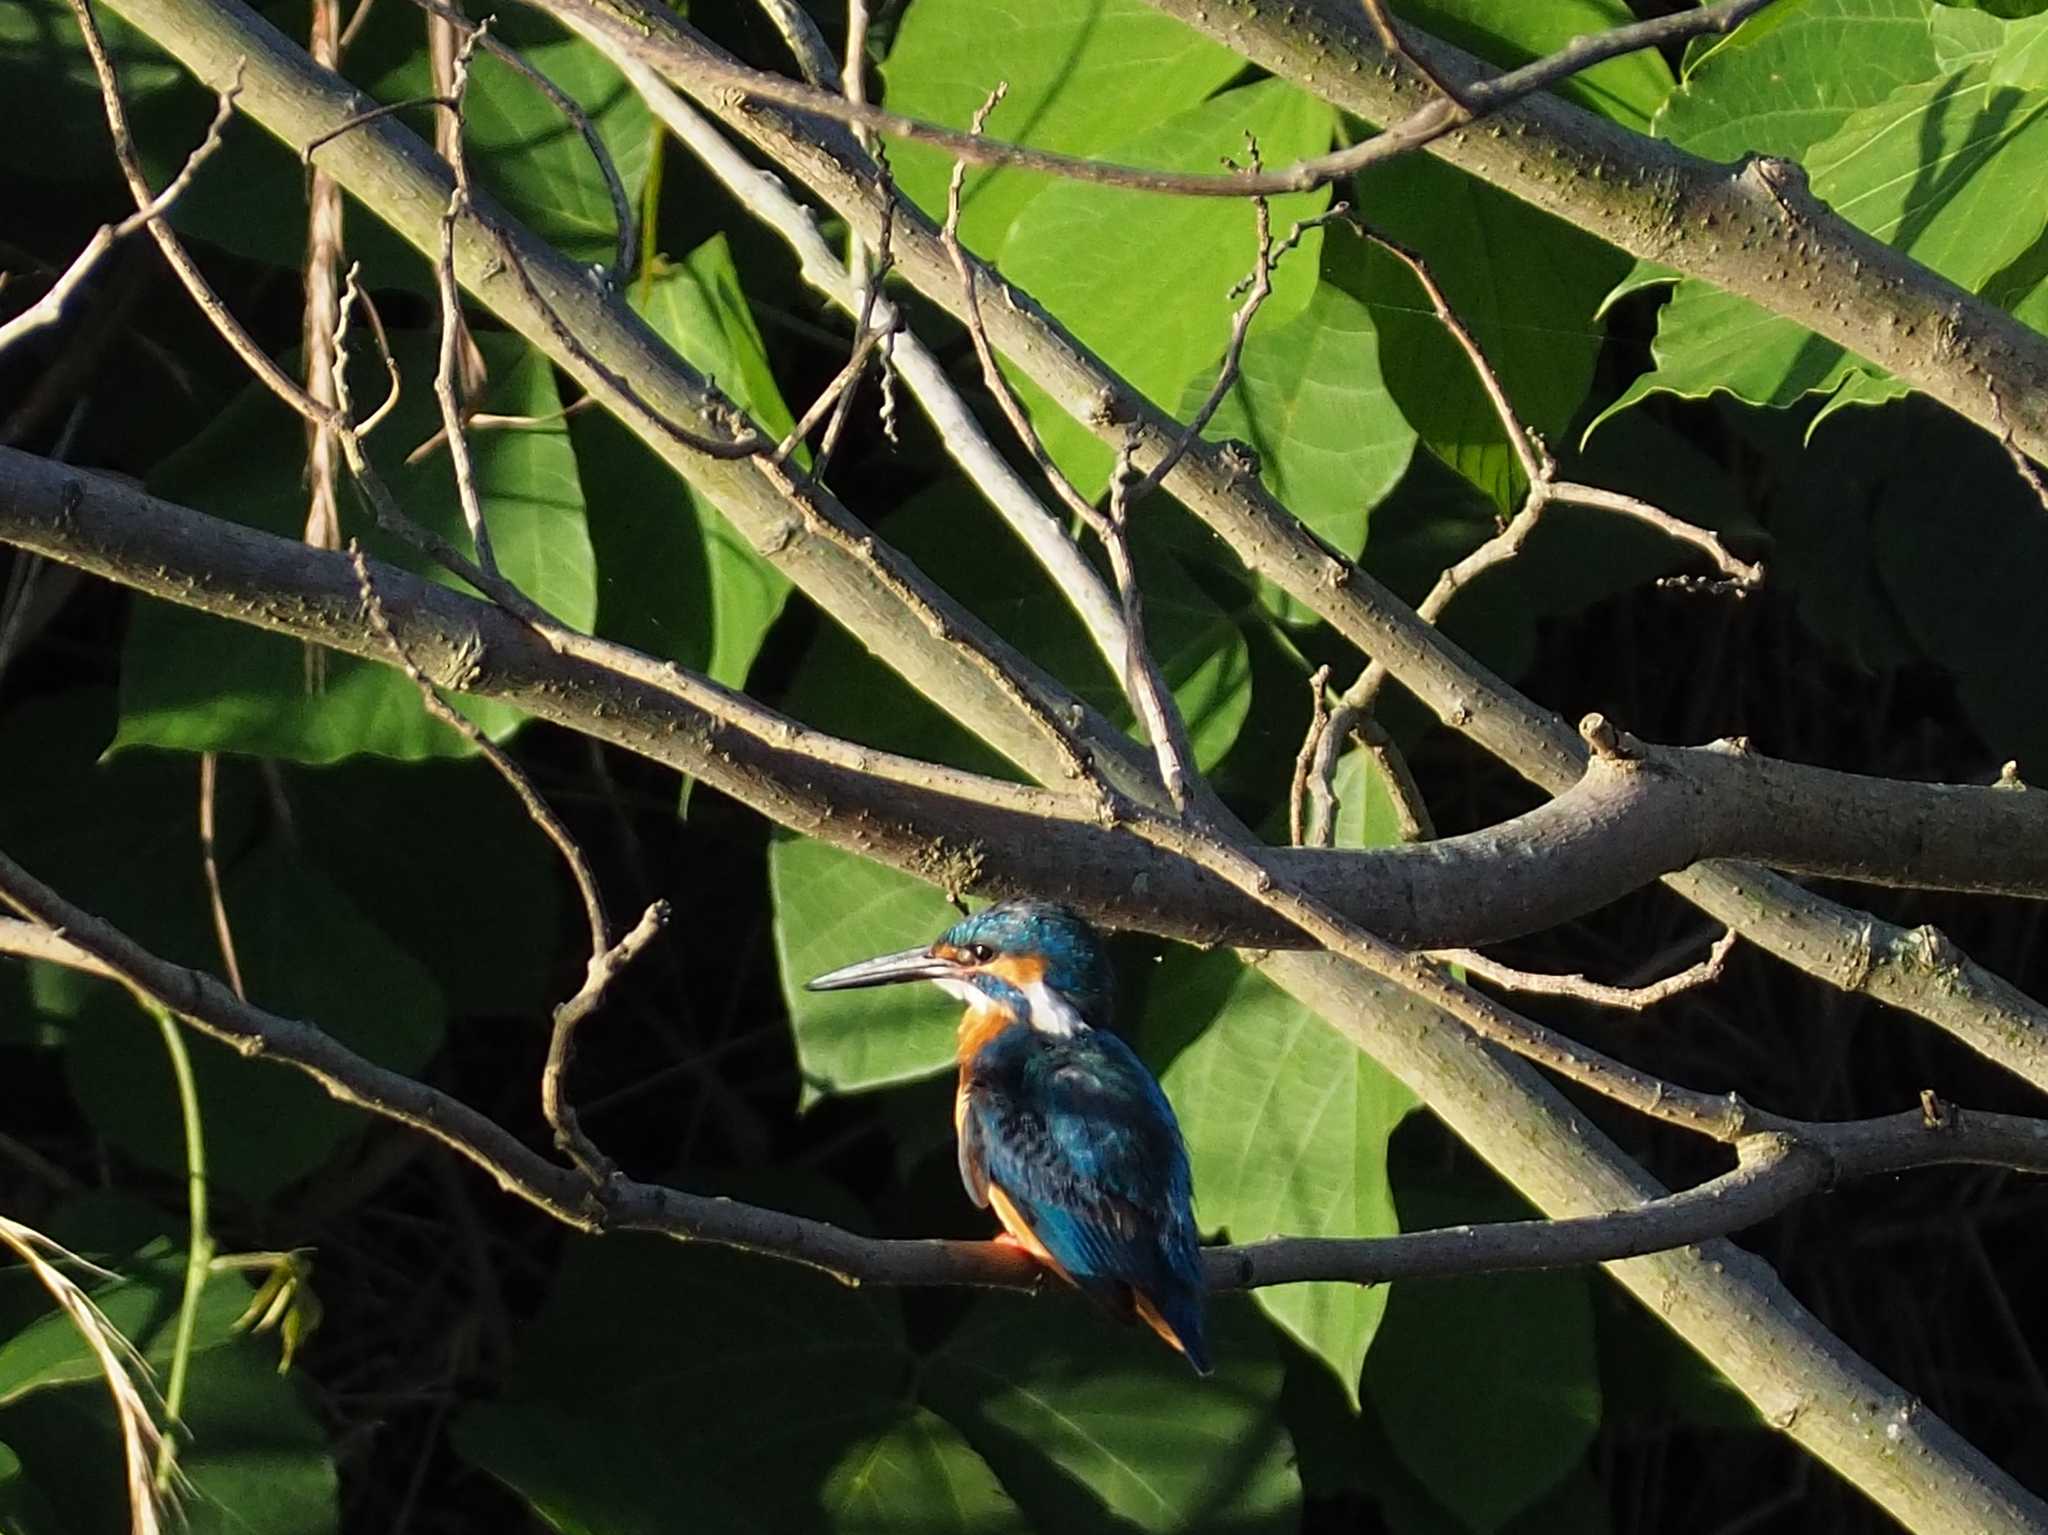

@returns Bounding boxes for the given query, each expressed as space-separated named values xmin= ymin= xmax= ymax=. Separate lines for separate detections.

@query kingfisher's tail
xmin=1132 ymin=1284 xmax=1212 ymax=1377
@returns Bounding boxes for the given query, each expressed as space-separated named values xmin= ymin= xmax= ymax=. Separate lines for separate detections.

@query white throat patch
xmin=1022 ymin=978 xmax=1087 ymax=1038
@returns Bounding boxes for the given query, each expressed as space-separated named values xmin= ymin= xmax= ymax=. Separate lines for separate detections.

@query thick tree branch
xmin=602 ymin=6 xmax=2048 ymax=1105
xmin=1143 ymin=0 xmax=2048 ymax=465
xmin=27 ymin=5 xmax=2048 ymax=1524
xmin=3 ymin=896 xmax=2045 ymax=1297
xmin=7 ymin=451 xmax=2048 ymax=960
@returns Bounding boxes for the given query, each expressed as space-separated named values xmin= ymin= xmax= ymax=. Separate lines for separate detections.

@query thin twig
xmin=68 ymin=0 xmax=334 ymax=428
xmin=771 ymin=313 xmax=893 ymax=468
xmin=402 ymin=395 xmax=598 ymax=465
xmin=406 ymin=0 xmax=637 ymax=283
xmin=0 ymin=74 xmax=238 ymax=358
xmin=303 ymin=0 xmax=347 ymax=699
xmin=1290 ymin=665 xmax=1332 ymax=847
xmin=347 ymin=544 xmax=606 ymax=958
xmin=347 ymin=544 xmax=632 ymax=1185
xmin=1359 ymin=0 xmax=1473 ymax=111
xmin=617 ymin=0 xmax=1780 ymax=200
xmin=592 ymin=38 xmax=1129 ymax=678
xmin=1103 ymin=433 xmax=1201 ymax=811
xmin=1436 ymin=929 xmax=1741 ymax=1012
xmin=544 ymin=899 xmax=669 ymax=1190
xmin=301 ymin=95 xmax=451 ymax=160
xmin=433 ymin=18 xmax=498 ymax=574
xmin=1123 ymin=189 xmax=1351 ymax=507
xmin=196 ymin=754 xmax=245 ymax=1000
xmin=941 ymin=87 xmax=1102 ymax=536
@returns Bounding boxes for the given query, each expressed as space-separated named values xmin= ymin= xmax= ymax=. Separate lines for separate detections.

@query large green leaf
xmin=1001 ymin=78 xmax=1336 ymax=489
xmin=1336 ymin=159 xmax=1627 ymax=511
xmin=1363 ymin=1189 xmax=1600 ymax=1534
xmin=50 ymin=840 xmax=446 ymax=1200
xmin=879 ymin=0 xmax=1244 ymax=252
xmin=920 ymin=1294 xmax=1298 ymax=1533
xmin=1656 ymin=0 xmax=1940 ymax=160
xmin=1397 ymin=0 xmax=1676 ymax=130
xmin=1155 ymin=950 xmax=1414 ymax=1401
xmin=0 ymin=1341 xmax=336 ymax=1535
xmin=1993 ymin=10 xmax=2048 ymax=83
xmin=1182 ymin=276 xmax=1417 ymax=623
xmin=1599 ymin=0 xmax=1943 ymax=310
xmin=1598 ymin=60 xmax=2048 ymax=426
xmin=0 ymin=1246 xmax=245 ymax=1408
xmin=768 ymin=834 xmax=965 ymax=1103
xmin=138 ymin=4 xmax=645 ymax=280
xmin=457 ymin=1227 xmax=1299 ymax=1532
xmin=577 ymin=238 xmax=797 ymax=692
xmin=118 ymin=331 xmax=594 ymax=762
xmin=365 ymin=21 xmax=650 ymax=269
xmin=774 ymin=488 xmax=1254 ymax=779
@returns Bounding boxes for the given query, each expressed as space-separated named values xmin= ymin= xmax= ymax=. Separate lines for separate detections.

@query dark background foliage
xmin=3 ymin=0 xmax=2047 ymax=1529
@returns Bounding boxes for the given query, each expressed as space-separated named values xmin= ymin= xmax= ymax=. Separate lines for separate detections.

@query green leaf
xmin=1333 ymin=160 xmax=1626 ymax=511
xmin=578 ymin=238 xmax=796 ymax=691
xmin=768 ymin=835 xmax=966 ymax=1103
xmin=1000 ymin=78 xmax=1335 ymax=489
xmin=1182 ymin=277 xmax=1417 ymax=622
xmin=1654 ymin=0 xmax=1939 ymax=161
xmin=118 ymin=331 xmax=595 ymax=762
xmin=1363 ymin=1189 xmax=1600 ymax=1534
xmin=456 ymin=1232 xmax=1025 ymax=1533
xmin=1397 ymin=0 xmax=1676 ymax=130
xmin=1993 ymin=11 xmax=2048 ymax=84
xmin=52 ymin=840 xmax=446 ymax=1200
xmin=0 ymin=1339 xmax=336 ymax=1535
xmin=286 ymin=755 xmax=565 ymax=1019
xmin=120 ymin=6 xmax=648 ymax=280
xmin=1154 ymin=949 xmax=1414 ymax=1401
xmin=367 ymin=23 xmax=649 ymax=269
xmin=775 ymin=488 xmax=1253 ymax=776
xmin=0 ymin=1247 xmax=245 ymax=1407
xmin=879 ymin=0 xmax=1243 ymax=251
xmin=458 ymin=1225 xmax=1295 ymax=1534
xmin=922 ymin=1295 xmax=1299 ymax=1533
xmin=1598 ymin=62 xmax=2048 ymax=427
xmin=1330 ymin=745 xmax=1414 ymax=851
xmin=0 ymin=1437 xmax=66 ymax=1535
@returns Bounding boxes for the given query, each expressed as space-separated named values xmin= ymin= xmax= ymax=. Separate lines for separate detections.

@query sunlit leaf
xmin=577 ymin=237 xmax=797 ymax=693
xmin=769 ymin=835 xmax=965 ymax=1103
xmin=1001 ymin=78 xmax=1335 ymax=489
xmin=1398 ymin=0 xmax=1675 ymax=130
xmin=1336 ymin=158 xmax=1625 ymax=511
xmin=879 ymin=0 xmax=1243 ymax=250
xmin=1154 ymin=949 xmax=1414 ymax=1401
xmin=1183 ymin=277 xmax=1417 ymax=621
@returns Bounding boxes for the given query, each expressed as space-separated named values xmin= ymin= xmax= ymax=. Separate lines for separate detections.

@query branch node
xmin=1580 ymin=712 xmax=1628 ymax=760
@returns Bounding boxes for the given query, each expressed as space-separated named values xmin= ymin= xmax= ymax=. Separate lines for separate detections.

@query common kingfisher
xmin=806 ymin=901 xmax=1211 ymax=1375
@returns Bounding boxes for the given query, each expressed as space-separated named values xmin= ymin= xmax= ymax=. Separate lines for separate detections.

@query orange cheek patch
xmin=982 ymin=952 xmax=1047 ymax=990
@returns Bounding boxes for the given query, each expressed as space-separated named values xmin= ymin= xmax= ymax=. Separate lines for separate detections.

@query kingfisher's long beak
xmin=805 ymin=946 xmax=961 ymax=992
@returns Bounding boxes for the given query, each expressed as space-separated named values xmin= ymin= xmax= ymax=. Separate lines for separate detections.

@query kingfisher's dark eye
xmin=968 ymin=942 xmax=995 ymax=963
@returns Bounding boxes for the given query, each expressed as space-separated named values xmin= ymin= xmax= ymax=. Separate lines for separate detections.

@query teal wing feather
xmin=961 ymin=1026 xmax=1210 ymax=1373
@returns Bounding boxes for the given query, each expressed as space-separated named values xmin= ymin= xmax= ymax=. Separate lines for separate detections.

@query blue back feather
xmin=962 ymin=1022 xmax=1210 ymax=1373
